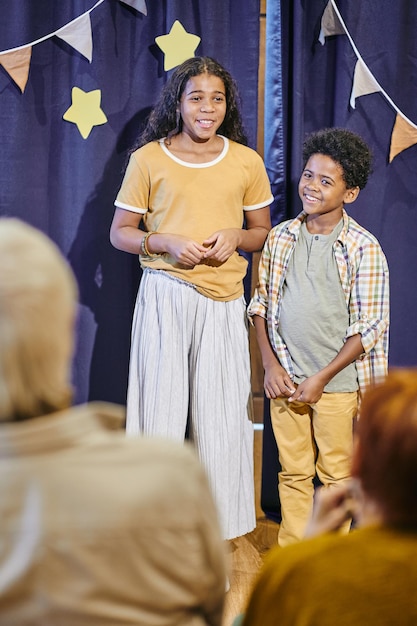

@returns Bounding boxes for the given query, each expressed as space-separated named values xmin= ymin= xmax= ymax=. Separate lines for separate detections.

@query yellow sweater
xmin=243 ymin=525 xmax=417 ymax=625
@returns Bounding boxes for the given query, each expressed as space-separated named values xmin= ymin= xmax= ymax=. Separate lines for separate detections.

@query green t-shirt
xmin=278 ymin=220 xmax=358 ymax=392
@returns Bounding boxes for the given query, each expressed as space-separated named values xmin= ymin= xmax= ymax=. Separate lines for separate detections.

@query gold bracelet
xmin=140 ymin=231 xmax=158 ymax=257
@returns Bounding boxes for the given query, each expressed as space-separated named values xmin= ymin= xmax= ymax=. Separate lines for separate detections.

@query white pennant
xmin=56 ymin=13 xmax=93 ymax=63
xmin=119 ymin=0 xmax=147 ymax=15
xmin=319 ymin=0 xmax=345 ymax=45
xmin=350 ymin=60 xmax=381 ymax=109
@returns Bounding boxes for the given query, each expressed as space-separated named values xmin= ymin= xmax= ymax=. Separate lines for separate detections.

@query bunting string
xmin=0 ymin=0 xmax=153 ymax=138
xmin=320 ymin=0 xmax=417 ymax=161
xmin=0 ymin=0 xmax=105 ymax=56
xmin=0 ymin=1 xmax=203 ymax=140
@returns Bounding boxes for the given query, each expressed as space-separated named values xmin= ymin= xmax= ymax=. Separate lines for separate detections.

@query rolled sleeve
xmin=247 ymin=236 xmax=273 ymax=323
xmin=345 ymin=242 xmax=390 ymax=355
xmin=346 ymin=317 xmax=389 ymax=354
xmin=247 ymin=293 xmax=267 ymax=322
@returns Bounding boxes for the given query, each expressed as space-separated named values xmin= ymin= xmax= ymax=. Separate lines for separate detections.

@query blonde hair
xmin=0 ymin=219 xmax=78 ymax=421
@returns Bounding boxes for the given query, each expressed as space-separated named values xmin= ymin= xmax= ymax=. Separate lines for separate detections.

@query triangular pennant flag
xmin=350 ymin=60 xmax=381 ymax=109
xmin=389 ymin=113 xmax=417 ymax=162
xmin=319 ymin=0 xmax=345 ymax=45
xmin=0 ymin=47 xmax=32 ymax=93
xmin=119 ymin=0 xmax=147 ymax=15
xmin=55 ymin=13 xmax=93 ymax=63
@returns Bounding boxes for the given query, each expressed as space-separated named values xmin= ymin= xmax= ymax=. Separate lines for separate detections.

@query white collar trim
xmin=158 ymin=135 xmax=229 ymax=168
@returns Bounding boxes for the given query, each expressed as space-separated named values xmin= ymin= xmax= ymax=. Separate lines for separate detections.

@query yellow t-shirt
xmin=114 ymin=136 xmax=273 ymax=301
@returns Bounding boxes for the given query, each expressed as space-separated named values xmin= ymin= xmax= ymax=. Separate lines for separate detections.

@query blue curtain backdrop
xmin=261 ymin=0 xmax=417 ymax=519
xmin=3 ymin=0 xmax=416 ymax=520
xmin=0 ymin=0 xmax=261 ymax=405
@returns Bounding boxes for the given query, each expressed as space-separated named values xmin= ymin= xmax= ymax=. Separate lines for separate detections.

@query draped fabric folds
xmin=0 ymin=0 xmax=261 ymax=405
xmin=264 ymin=0 xmax=285 ymax=224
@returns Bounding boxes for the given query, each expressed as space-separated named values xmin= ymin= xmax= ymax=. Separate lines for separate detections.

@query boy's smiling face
xmin=298 ymin=153 xmax=359 ymax=230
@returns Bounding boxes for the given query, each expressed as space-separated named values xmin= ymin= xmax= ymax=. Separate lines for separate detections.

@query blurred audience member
xmin=0 ymin=218 xmax=226 ymax=626
xmin=241 ymin=369 xmax=417 ymax=626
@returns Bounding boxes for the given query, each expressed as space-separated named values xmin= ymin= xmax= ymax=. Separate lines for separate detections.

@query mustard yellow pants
xmin=270 ymin=391 xmax=358 ymax=547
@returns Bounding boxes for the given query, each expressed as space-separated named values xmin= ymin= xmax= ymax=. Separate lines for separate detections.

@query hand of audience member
xmin=304 ymin=483 xmax=355 ymax=538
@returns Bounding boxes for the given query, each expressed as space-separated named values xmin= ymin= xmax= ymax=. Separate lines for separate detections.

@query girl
xmin=110 ymin=56 xmax=272 ymax=540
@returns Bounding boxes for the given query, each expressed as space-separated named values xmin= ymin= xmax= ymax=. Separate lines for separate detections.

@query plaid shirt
xmin=248 ymin=210 xmax=390 ymax=394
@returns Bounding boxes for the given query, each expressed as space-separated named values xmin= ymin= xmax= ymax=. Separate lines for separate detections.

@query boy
xmin=247 ymin=127 xmax=389 ymax=546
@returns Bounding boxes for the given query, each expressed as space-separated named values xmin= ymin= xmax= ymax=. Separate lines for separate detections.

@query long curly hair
xmin=132 ymin=56 xmax=248 ymax=151
xmin=302 ymin=127 xmax=372 ymax=190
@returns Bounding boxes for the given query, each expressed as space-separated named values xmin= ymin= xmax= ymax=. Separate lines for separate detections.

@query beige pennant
xmin=0 ymin=47 xmax=32 ymax=93
xmin=389 ymin=113 xmax=417 ymax=162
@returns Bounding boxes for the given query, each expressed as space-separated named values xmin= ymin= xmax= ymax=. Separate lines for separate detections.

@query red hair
xmin=352 ymin=368 xmax=417 ymax=526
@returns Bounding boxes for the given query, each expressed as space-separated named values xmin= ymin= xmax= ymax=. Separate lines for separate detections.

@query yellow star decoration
xmin=155 ymin=20 xmax=201 ymax=71
xmin=63 ymin=87 xmax=107 ymax=139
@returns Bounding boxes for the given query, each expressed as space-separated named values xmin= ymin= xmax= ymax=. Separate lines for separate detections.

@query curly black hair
xmin=302 ymin=128 xmax=373 ymax=189
xmin=131 ymin=56 xmax=248 ymax=152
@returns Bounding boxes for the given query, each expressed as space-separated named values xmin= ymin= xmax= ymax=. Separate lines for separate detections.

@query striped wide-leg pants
xmin=126 ymin=268 xmax=256 ymax=540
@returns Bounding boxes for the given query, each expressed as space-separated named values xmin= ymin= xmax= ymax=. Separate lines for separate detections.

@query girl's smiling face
xmin=178 ymin=73 xmax=227 ymax=143
xmin=298 ymin=153 xmax=359 ymax=227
